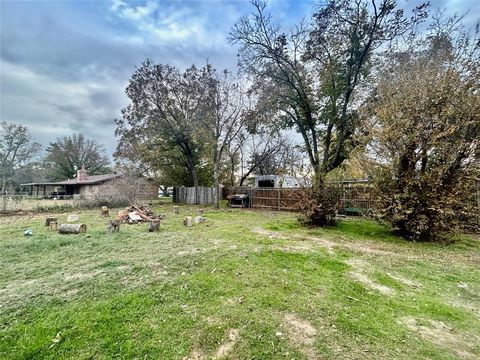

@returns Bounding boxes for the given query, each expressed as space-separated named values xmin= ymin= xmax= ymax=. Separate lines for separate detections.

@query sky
xmin=1 ymin=0 xmax=479 ymax=158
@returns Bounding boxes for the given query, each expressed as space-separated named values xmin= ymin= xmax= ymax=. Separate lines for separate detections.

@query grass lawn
xmin=1 ymin=200 xmax=479 ymax=359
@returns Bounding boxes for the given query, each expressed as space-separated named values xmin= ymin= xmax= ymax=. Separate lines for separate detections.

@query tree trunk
xmin=184 ymin=145 xmax=199 ymax=188
xmin=1 ymin=175 xmax=6 ymax=212
xmin=213 ymin=155 xmax=220 ymax=209
xmin=148 ymin=220 xmax=160 ymax=232
xmin=59 ymin=223 xmax=87 ymax=234
xmin=213 ymin=149 xmax=220 ymax=209
xmin=45 ymin=217 xmax=57 ymax=227
xmin=185 ymin=154 xmax=199 ymax=204
xmin=1 ymin=174 xmax=6 ymax=194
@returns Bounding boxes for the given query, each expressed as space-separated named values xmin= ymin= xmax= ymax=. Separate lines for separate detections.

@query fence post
xmin=277 ymin=188 xmax=280 ymax=211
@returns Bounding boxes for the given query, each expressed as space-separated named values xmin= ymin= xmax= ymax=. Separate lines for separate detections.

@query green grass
xmin=1 ymin=202 xmax=479 ymax=359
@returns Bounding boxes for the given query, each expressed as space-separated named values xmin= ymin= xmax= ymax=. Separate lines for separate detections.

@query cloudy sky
xmin=1 ymin=0 xmax=478 ymax=158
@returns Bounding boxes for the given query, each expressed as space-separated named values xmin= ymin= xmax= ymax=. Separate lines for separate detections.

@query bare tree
xmin=0 ymin=122 xmax=41 ymax=194
xmin=200 ymin=70 xmax=245 ymax=208
xmin=230 ymin=0 xmax=427 ymax=225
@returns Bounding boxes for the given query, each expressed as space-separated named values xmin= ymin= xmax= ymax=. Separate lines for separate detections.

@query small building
xmin=21 ymin=166 xmax=157 ymax=200
xmin=254 ymin=175 xmax=305 ymax=188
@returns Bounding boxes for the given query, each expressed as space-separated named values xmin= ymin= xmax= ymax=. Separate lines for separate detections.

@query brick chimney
xmin=77 ymin=165 xmax=88 ymax=181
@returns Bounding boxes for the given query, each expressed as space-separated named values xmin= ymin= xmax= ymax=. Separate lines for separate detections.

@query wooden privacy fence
xmin=223 ymin=186 xmax=374 ymax=212
xmin=173 ymin=186 xmax=215 ymax=205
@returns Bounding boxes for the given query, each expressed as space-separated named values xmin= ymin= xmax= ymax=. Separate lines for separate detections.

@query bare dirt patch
xmin=253 ymin=227 xmax=335 ymax=254
xmin=252 ymin=226 xmax=480 ymax=266
xmin=401 ymin=316 xmax=479 ymax=359
xmin=185 ymin=346 xmax=204 ymax=360
xmin=283 ymin=313 xmax=318 ymax=360
xmin=213 ymin=328 xmax=240 ymax=359
xmin=349 ymin=271 xmax=394 ymax=295
xmin=294 ymin=235 xmax=336 ymax=254
xmin=64 ymin=269 xmax=104 ymax=281
xmin=252 ymin=227 xmax=286 ymax=239
xmin=447 ymin=299 xmax=480 ymax=320
xmin=346 ymin=259 xmax=394 ymax=295
xmin=386 ymin=272 xmax=422 ymax=289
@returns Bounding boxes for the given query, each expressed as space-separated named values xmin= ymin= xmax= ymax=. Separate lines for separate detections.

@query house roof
xmin=21 ymin=173 xmax=120 ymax=187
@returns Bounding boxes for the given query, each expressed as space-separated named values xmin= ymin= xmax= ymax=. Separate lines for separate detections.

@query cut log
xmin=45 ymin=217 xmax=57 ymax=227
xmin=194 ymin=216 xmax=206 ymax=224
xmin=59 ymin=223 xmax=87 ymax=234
xmin=49 ymin=221 xmax=58 ymax=231
xmin=101 ymin=206 xmax=109 ymax=217
xmin=107 ymin=220 xmax=120 ymax=234
xmin=148 ymin=219 xmax=160 ymax=232
xmin=128 ymin=211 xmax=143 ymax=222
xmin=183 ymin=216 xmax=193 ymax=227
xmin=131 ymin=204 xmax=155 ymax=221
xmin=198 ymin=208 xmax=204 ymax=215
xmin=173 ymin=206 xmax=179 ymax=214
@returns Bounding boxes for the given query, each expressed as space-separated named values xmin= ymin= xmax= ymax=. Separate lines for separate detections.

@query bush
xmin=369 ymin=32 xmax=479 ymax=241
xmin=297 ymin=184 xmax=342 ymax=226
xmin=374 ymin=170 xmax=479 ymax=241
xmin=81 ymin=195 xmax=131 ymax=209
xmin=34 ymin=204 xmax=76 ymax=213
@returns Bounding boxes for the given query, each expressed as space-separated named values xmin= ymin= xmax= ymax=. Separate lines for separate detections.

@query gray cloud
xmin=1 ymin=0 xmax=478 ymax=161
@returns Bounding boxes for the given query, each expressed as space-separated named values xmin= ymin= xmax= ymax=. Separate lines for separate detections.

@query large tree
xmin=237 ymin=131 xmax=303 ymax=186
xmin=200 ymin=70 xmax=245 ymax=208
xmin=45 ymin=133 xmax=110 ymax=180
xmin=370 ymin=20 xmax=480 ymax=240
xmin=230 ymin=0 xmax=427 ymax=225
xmin=115 ymin=60 xmax=213 ymax=188
xmin=0 ymin=122 xmax=41 ymax=194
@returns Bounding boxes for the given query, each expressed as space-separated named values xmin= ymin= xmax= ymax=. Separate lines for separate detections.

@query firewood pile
xmin=117 ymin=203 xmax=161 ymax=224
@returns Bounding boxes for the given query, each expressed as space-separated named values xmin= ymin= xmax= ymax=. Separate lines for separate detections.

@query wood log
xmin=194 ymin=216 xmax=206 ymax=224
xmin=101 ymin=206 xmax=109 ymax=217
xmin=173 ymin=206 xmax=179 ymax=214
xmin=131 ymin=204 xmax=155 ymax=221
xmin=107 ymin=219 xmax=120 ymax=234
xmin=45 ymin=217 xmax=57 ymax=227
xmin=59 ymin=223 xmax=87 ymax=234
xmin=183 ymin=216 xmax=192 ymax=227
xmin=148 ymin=219 xmax=160 ymax=232
xmin=198 ymin=208 xmax=204 ymax=215
xmin=49 ymin=221 xmax=58 ymax=231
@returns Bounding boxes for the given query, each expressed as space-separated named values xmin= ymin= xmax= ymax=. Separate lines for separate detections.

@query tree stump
xmin=173 ymin=206 xmax=179 ymax=214
xmin=198 ymin=208 xmax=204 ymax=215
xmin=101 ymin=206 xmax=109 ymax=217
xmin=148 ymin=219 xmax=160 ymax=232
xmin=107 ymin=220 xmax=120 ymax=234
xmin=183 ymin=216 xmax=192 ymax=227
xmin=59 ymin=223 xmax=87 ymax=234
xmin=49 ymin=221 xmax=58 ymax=231
xmin=45 ymin=217 xmax=57 ymax=227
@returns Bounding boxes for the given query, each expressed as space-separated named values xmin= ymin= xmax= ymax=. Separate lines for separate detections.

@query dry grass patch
xmin=213 ymin=328 xmax=240 ymax=359
xmin=284 ymin=313 xmax=318 ymax=360
xmin=401 ymin=316 xmax=480 ymax=359
xmin=346 ymin=259 xmax=395 ymax=295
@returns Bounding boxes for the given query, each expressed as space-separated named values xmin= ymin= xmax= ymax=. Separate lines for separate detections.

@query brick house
xmin=22 ymin=166 xmax=157 ymax=200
